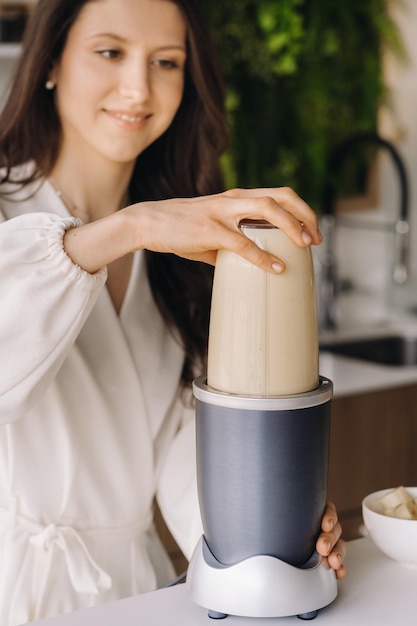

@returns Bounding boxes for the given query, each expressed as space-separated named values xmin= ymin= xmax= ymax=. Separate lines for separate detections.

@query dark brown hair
xmin=0 ymin=0 xmax=229 ymax=387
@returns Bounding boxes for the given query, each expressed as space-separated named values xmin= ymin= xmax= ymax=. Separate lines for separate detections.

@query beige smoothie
xmin=207 ymin=222 xmax=319 ymax=397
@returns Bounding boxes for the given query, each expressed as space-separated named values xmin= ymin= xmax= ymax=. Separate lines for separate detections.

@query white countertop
xmin=319 ymin=350 xmax=417 ymax=398
xmin=27 ymin=537 xmax=417 ymax=625
xmin=318 ymin=316 xmax=417 ymax=397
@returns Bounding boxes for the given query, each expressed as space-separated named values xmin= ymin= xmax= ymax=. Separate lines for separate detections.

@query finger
xmin=269 ymin=187 xmax=321 ymax=240
xmin=203 ymin=196 xmax=309 ymax=270
xmin=329 ymin=538 xmax=347 ymax=565
xmin=179 ymin=225 xmax=286 ymax=274
xmin=334 ymin=564 xmax=347 ymax=580
xmin=328 ymin=539 xmax=347 ymax=578
xmin=218 ymin=227 xmax=287 ymax=274
xmin=321 ymin=501 xmax=338 ymax=534
xmin=316 ymin=522 xmax=342 ymax=557
xmin=222 ymin=187 xmax=322 ymax=245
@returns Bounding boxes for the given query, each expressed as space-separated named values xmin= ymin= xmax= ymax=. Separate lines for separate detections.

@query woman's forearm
xmin=63 ymin=209 xmax=137 ymax=273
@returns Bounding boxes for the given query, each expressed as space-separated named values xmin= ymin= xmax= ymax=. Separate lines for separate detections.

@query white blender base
xmin=187 ymin=536 xmax=338 ymax=619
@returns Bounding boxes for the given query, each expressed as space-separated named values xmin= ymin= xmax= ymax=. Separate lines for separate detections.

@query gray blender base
xmin=187 ymin=536 xmax=338 ymax=619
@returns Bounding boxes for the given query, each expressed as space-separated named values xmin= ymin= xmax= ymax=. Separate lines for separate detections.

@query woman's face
xmin=50 ymin=0 xmax=187 ymax=167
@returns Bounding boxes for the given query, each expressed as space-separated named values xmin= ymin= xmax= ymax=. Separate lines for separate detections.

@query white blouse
xmin=0 ymin=175 xmax=202 ymax=625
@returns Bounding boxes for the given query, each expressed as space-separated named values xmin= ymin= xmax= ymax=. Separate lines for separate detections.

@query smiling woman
xmin=47 ymin=0 xmax=187 ymax=173
xmin=0 ymin=0 xmax=344 ymax=623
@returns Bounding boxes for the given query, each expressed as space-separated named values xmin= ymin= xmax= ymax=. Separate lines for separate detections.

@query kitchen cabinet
xmin=327 ymin=382 xmax=417 ymax=540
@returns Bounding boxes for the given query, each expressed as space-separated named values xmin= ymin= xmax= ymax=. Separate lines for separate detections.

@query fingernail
xmin=323 ymin=539 xmax=331 ymax=555
xmin=317 ymin=229 xmax=323 ymax=242
xmin=272 ymin=261 xmax=284 ymax=273
xmin=302 ymin=231 xmax=312 ymax=245
xmin=336 ymin=552 xmax=343 ymax=563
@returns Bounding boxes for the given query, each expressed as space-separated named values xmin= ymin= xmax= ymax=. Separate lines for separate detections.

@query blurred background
xmin=0 ymin=1 xmax=415 ymax=330
xmin=201 ymin=0 xmax=417 ymax=329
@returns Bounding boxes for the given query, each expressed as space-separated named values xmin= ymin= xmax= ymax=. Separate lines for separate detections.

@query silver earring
xmin=45 ymin=80 xmax=55 ymax=90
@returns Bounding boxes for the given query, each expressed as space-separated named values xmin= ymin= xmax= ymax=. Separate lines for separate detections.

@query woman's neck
xmin=49 ymin=158 xmax=133 ymax=223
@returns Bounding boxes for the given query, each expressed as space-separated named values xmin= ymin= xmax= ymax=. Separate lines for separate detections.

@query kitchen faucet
xmin=320 ymin=131 xmax=410 ymax=331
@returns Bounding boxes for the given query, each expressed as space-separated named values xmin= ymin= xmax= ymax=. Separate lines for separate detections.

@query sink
xmin=320 ymin=334 xmax=417 ymax=366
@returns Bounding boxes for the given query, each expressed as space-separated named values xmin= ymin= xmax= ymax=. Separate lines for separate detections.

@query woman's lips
xmin=106 ymin=109 xmax=152 ymax=128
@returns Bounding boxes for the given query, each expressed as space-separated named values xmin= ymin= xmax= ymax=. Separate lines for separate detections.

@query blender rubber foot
xmin=208 ymin=609 xmax=228 ymax=619
xmin=297 ymin=610 xmax=318 ymax=620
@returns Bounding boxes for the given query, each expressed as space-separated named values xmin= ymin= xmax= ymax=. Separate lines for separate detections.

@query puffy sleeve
xmin=0 ymin=211 xmax=107 ymax=423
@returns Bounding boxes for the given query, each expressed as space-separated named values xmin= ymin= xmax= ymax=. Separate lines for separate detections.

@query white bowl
xmin=362 ymin=487 xmax=417 ymax=566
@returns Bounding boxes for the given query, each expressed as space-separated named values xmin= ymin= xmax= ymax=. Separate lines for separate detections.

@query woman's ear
xmin=45 ymin=63 xmax=58 ymax=90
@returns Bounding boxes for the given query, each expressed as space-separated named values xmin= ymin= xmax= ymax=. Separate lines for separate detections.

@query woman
xmin=0 ymin=0 xmax=345 ymax=623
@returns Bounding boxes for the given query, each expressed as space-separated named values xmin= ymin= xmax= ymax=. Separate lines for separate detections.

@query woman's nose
xmin=119 ymin=60 xmax=151 ymax=102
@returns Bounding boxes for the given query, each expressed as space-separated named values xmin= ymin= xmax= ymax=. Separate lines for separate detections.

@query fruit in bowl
xmin=362 ymin=486 xmax=417 ymax=566
xmin=378 ymin=485 xmax=417 ymax=520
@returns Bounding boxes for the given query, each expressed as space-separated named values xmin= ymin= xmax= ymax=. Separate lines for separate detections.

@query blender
xmin=186 ymin=221 xmax=338 ymax=619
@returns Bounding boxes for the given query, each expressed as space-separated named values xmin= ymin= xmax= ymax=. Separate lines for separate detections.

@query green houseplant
xmin=203 ymin=0 xmax=404 ymax=211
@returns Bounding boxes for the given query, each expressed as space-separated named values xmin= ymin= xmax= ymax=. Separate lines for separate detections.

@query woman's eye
xmin=152 ymin=59 xmax=180 ymax=70
xmin=97 ymin=49 xmax=121 ymax=60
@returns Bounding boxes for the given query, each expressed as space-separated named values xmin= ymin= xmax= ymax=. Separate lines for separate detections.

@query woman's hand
xmin=64 ymin=187 xmax=322 ymax=275
xmin=316 ymin=502 xmax=347 ymax=579
xmin=130 ymin=187 xmax=322 ymax=272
